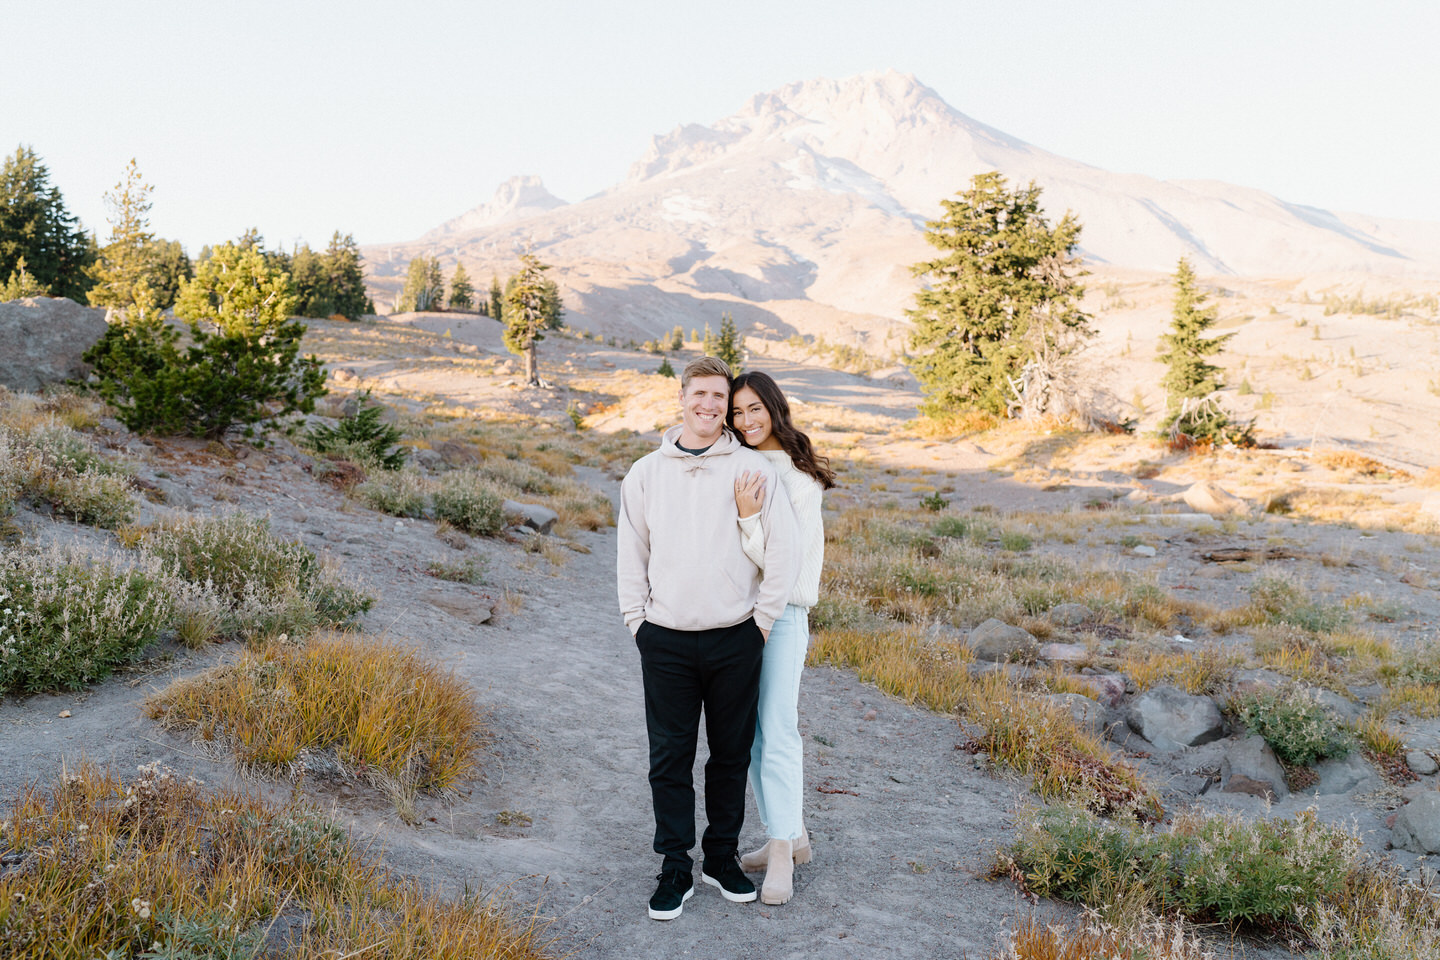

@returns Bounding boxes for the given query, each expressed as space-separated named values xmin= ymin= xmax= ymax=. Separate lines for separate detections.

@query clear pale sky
xmin=4 ymin=0 xmax=1436 ymax=255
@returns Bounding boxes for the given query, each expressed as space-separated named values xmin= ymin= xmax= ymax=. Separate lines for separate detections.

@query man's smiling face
xmin=678 ymin=374 xmax=730 ymax=448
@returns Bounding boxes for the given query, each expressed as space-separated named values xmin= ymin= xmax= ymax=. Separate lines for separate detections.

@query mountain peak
xmin=424 ymin=176 xmax=567 ymax=239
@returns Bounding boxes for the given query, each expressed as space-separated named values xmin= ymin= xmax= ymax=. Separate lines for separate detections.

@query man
xmin=617 ymin=355 xmax=800 ymax=921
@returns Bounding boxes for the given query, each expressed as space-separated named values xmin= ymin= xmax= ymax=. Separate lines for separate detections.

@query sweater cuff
xmin=753 ymin=612 xmax=777 ymax=633
xmin=625 ymin=615 xmax=644 ymax=636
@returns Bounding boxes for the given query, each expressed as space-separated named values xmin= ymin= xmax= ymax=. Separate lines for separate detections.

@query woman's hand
xmin=735 ymin=469 xmax=766 ymax=518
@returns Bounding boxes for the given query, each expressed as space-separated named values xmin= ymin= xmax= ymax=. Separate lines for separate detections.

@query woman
xmin=730 ymin=370 xmax=835 ymax=905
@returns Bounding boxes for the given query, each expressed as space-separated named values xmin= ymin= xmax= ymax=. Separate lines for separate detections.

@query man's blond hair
xmin=680 ymin=355 xmax=733 ymax=391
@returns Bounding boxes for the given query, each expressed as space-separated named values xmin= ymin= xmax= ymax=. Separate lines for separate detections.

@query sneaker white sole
xmin=647 ymin=885 xmax=693 ymax=920
xmin=702 ymin=873 xmax=758 ymax=903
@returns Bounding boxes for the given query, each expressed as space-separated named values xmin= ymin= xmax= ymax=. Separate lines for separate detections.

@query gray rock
xmin=1310 ymin=687 xmax=1365 ymax=723
xmin=966 ymin=618 xmax=1039 ymax=663
xmin=1038 ymin=642 xmax=1089 ymax=664
xmin=1408 ymin=751 xmax=1439 ymax=777
xmin=1131 ymin=544 xmax=1158 ymax=558
xmin=1220 ymin=736 xmax=1289 ymax=801
xmin=1044 ymin=693 xmax=1109 ymax=736
xmin=0 ymin=297 xmax=108 ymax=391
xmin=503 ymin=500 xmax=558 ymax=535
xmin=1046 ymin=603 xmax=1093 ymax=627
xmin=1392 ymin=791 xmax=1440 ymax=854
xmin=1312 ymin=752 xmax=1377 ymax=795
xmin=433 ymin=440 xmax=479 ymax=468
xmin=153 ymin=479 xmax=193 ymax=509
xmin=1125 ymin=685 xmax=1226 ymax=753
xmin=411 ymin=447 xmax=444 ymax=470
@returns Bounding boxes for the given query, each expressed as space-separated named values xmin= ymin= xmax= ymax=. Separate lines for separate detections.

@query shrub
xmin=0 ymin=546 xmax=173 ymax=693
xmin=85 ymin=242 xmax=327 ymax=439
xmin=1003 ymin=805 xmax=1361 ymax=927
xmin=147 ymin=632 xmax=486 ymax=807
xmin=1230 ymin=685 xmax=1353 ymax=766
xmin=142 ymin=513 xmax=371 ymax=639
xmin=425 ymin=558 xmax=485 ymax=584
xmin=306 ymin=390 xmax=405 ymax=470
xmin=30 ymin=464 xmax=137 ymax=528
xmin=0 ymin=763 xmax=555 ymax=959
xmin=432 ymin=471 xmax=506 ymax=536
xmin=1246 ymin=573 xmax=1351 ymax=633
xmin=354 ymin=468 xmax=431 ymax=518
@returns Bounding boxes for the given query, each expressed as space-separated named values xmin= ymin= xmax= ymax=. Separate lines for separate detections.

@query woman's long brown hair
xmin=730 ymin=371 xmax=837 ymax=490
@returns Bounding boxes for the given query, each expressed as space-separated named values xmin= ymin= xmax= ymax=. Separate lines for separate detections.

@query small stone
xmin=1046 ymin=603 xmax=1093 ymax=627
xmin=1220 ymin=736 xmax=1288 ymax=801
xmin=966 ymin=618 xmax=1039 ymax=663
xmin=58 ymin=710 xmax=72 ymax=719
xmin=1132 ymin=545 xmax=1157 ymax=558
xmin=1408 ymin=751 xmax=1439 ymax=777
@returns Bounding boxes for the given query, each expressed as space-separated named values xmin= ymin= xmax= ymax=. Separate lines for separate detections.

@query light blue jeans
xmin=749 ymin=604 xmax=808 ymax=842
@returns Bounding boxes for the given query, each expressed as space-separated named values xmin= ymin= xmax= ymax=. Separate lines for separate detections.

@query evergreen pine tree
xmin=702 ymin=322 xmax=717 ymax=357
xmin=397 ymin=256 xmax=442 ymax=312
xmin=306 ymin=389 xmax=405 ymax=469
xmin=669 ymin=325 xmax=684 ymax=351
xmin=489 ymin=274 xmax=503 ymax=322
xmin=0 ymin=145 xmax=95 ymax=300
xmin=1159 ymin=257 xmax=1232 ymax=403
xmin=1157 ymin=257 xmax=1247 ymax=443
xmin=716 ymin=312 xmax=744 ymax=374
xmin=141 ymin=238 xmax=192 ymax=309
xmin=290 ymin=242 xmax=331 ymax=317
xmin=905 ymin=172 xmax=1091 ymax=417
xmin=425 ymin=257 xmax=445 ymax=310
xmin=0 ymin=256 xmax=46 ymax=300
xmin=87 ymin=159 xmax=158 ymax=313
xmin=657 ymin=356 xmax=675 ymax=378
xmin=448 ymin=262 xmax=474 ymax=310
xmin=502 ymin=253 xmax=562 ymax=385
xmin=324 ymin=232 xmax=370 ymax=319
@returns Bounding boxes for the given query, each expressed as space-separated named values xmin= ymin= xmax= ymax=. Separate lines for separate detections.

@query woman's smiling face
xmin=731 ymin=385 xmax=779 ymax=449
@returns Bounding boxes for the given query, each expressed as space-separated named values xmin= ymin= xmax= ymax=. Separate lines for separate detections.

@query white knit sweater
xmin=738 ymin=449 xmax=824 ymax=610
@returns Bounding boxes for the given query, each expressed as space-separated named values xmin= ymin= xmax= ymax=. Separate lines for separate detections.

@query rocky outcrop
xmin=0 ymin=297 xmax=108 ymax=392
xmin=1182 ymin=481 xmax=1250 ymax=516
xmin=1125 ymin=685 xmax=1226 ymax=752
xmin=504 ymin=500 xmax=559 ymax=535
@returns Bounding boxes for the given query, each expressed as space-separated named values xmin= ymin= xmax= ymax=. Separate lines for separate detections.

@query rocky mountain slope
xmin=365 ymin=70 xmax=1440 ymax=344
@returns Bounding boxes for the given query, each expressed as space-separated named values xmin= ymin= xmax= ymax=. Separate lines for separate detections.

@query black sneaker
xmin=648 ymin=868 xmax=694 ymax=920
xmin=701 ymin=855 xmax=757 ymax=903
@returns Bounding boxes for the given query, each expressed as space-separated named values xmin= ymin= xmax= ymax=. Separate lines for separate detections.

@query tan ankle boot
xmin=739 ymin=839 xmax=771 ymax=872
xmin=792 ymin=827 xmax=813 ymax=865
xmin=760 ymin=839 xmax=793 ymax=905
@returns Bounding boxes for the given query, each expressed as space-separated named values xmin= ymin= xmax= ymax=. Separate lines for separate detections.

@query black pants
xmin=636 ymin=617 xmax=763 ymax=871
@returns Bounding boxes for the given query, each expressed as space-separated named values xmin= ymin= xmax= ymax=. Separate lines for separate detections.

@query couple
xmin=617 ymin=355 xmax=834 ymax=921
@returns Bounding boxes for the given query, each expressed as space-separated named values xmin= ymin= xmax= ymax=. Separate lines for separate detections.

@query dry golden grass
xmin=1314 ymin=448 xmax=1413 ymax=481
xmin=1115 ymin=645 xmax=1239 ymax=695
xmin=989 ymin=914 xmax=1220 ymax=960
xmin=809 ymin=627 xmax=1160 ymax=820
xmin=147 ymin=633 xmax=485 ymax=812
xmin=0 ymin=762 xmax=556 ymax=959
xmin=1371 ymin=683 xmax=1440 ymax=720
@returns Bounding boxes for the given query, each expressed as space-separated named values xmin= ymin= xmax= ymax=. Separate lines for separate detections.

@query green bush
xmin=354 ymin=468 xmax=430 ymax=518
xmin=1248 ymin=574 xmax=1351 ymax=633
xmin=1231 ymin=686 xmax=1353 ymax=766
xmin=306 ymin=390 xmax=405 ymax=470
xmin=0 ymin=548 xmax=173 ymax=693
xmin=85 ymin=242 xmax=327 ymax=439
xmin=144 ymin=513 xmax=371 ymax=639
xmin=432 ymin=472 xmax=506 ymax=536
xmin=1005 ymin=804 xmax=1360 ymax=926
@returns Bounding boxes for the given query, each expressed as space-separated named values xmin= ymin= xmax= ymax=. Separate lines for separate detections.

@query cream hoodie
xmin=617 ymin=425 xmax=799 ymax=636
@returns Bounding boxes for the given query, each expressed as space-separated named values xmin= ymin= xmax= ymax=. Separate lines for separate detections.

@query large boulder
xmin=966 ymin=619 xmax=1039 ymax=663
xmin=1044 ymin=693 xmax=1110 ymax=737
xmin=1392 ymin=792 xmax=1440 ymax=854
xmin=0 ymin=297 xmax=108 ymax=391
xmin=1125 ymin=685 xmax=1226 ymax=752
xmin=1220 ymin=736 xmax=1289 ymax=801
xmin=503 ymin=499 xmax=558 ymax=535
xmin=1182 ymin=481 xmax=1250 ymax=516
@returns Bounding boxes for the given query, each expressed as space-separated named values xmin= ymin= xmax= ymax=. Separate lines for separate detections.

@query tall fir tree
xmin=0 ymin=145 xmax=95 ymax=300
xmin=290 ymin=242 xmax=330 ymax=317
xmin=905 ymin=171 xmax=1090 ymax=417
xmin=489 ymin=274 xmax=503 ymax=321
xmin=324 ymin=232 xmax=370 ymax=319
xmin=502 ymin=252 xmax=562 ymax=385
xmin=87 ymin=159 xmax=158 ymax=313
xmin=397 ymin=255 xmax=444 ymax=312
xmin=141 ymin=238 xmax=192 ymax=309
xmin=448 ymin=262 xmax=474 ymax=310
xmin=715 ymin=311 xmax=744 ymax=374
xmin=1158 ymin=257 xmax=1232 ymax=405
